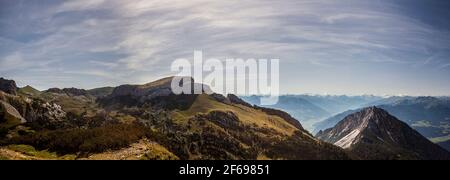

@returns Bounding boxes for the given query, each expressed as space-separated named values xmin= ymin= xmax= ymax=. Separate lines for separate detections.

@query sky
xmin=1 ymin=0 xmax=450 ymax=96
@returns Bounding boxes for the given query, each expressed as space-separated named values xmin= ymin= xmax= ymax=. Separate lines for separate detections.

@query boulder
xmin=0 ymin=100 xmax=26 ymax=129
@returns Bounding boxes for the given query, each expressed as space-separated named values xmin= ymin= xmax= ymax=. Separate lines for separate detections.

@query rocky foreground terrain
xmin=0 ymin=77 xmax=350 ymax=160
xmin=1 ymin=77 xmax=449 ymax=160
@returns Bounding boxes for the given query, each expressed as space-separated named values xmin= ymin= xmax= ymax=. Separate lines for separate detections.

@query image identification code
xmin=179 ymin=164 xmax=270 ymax=178
xmin=223 ymin=165 xmax=269 ymax=175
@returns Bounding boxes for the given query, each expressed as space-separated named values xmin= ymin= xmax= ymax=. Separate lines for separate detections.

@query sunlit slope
xmin=172 ymin=94 xmax=299 ymax=136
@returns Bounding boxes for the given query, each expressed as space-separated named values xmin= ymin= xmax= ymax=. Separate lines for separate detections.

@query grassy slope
xmin=87 ymin=87 xmax=114 ymax=97
xmin=39 ymin=92 xmax=98 ymax=116
xmin=171 ymin=94 xmax=299 ymax=136
xmin=18 ymin=86 xmax=41 ymax=97
xmin=1 ymin=135 xmax=180 ymax=160
xmin=0 ymin=141 xmax=178 ymax=160
xmin=0 ymin=145 xmax=76 ymax=160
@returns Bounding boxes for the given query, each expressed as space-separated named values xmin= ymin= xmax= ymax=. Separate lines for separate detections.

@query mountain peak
xmin=108 ymin=76 xmax=212 ymax=98
xmin=363 ymin=106 xmax=385 ymax=112
xmin=319 ymin=107 xmax=394 ymax=141
xmin=356 ymin=106 xmax=392 ymax=124
xmin=359 ymin=106 xmax=389 ymax=116
xmin=316 ymin=107 xmax=450 ymax=160
xmin=18 ymin=85 xmax=41 ymax=96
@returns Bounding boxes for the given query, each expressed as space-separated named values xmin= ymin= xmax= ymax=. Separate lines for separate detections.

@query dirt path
xmin=0 ymin=139 xmax=178 ymax=160
xmin=0 ymin=148 xmax=45 ymax=160
xmin=82 ymin=139 xmax=178 ymax=160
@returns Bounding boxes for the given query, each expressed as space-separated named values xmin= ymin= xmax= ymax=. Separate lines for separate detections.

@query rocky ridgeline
xmin=46 ymin=87 xmax=90 ymax=97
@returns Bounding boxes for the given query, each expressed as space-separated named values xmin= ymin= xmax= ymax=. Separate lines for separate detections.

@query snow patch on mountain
xmin=334 ymin=129 xmax=360 ymax=149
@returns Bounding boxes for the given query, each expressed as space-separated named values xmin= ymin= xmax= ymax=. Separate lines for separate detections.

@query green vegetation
xmin=87 ymin=87 xmax=114 ymax=97
xmin=140 ymin=143 xmax=179 ymax=160
xmin=50 ymin=95 xmax=96 ymax=116
xmin=3 ymin=144 xmax=76 ymax=160
xmin=8 ymin=144 xmax=59 ymax=159
xmin=18 ymin=86 xmax=41 ymax=97
xmin=8 ymin=123 xmax=156 ymax=155
xmin=0 ymin=154 xmax=9 ymax=160
xmin=115 ymin=114 xmax=137 ymax=124
xmin=172 ymin=94 xmax=297 ymax=135
xmin=0 ymin=77 xmax=358 ymax=160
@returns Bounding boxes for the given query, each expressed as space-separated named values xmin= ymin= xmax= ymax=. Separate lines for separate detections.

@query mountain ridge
xmin=316 ymin=107 xmax=450 ymax=160
xmin=0 ymin=77 xmax=351 ymax=160
xmin=314 ymin=96 xmax=450 ymax=151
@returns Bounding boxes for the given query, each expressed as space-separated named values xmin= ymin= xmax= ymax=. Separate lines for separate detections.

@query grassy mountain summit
xmin=0 ymin=77 xmax=350 ymax=160
xmin=18 ymin=85 xmax=41 ymax=97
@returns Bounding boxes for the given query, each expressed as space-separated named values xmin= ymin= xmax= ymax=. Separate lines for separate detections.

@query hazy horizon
xmin=1 ymin=0 xmax=450 ymax=96
xmin=4 ymin=77 xmax=448 ymax=97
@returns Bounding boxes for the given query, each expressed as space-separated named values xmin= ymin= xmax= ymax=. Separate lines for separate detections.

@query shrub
xmin=8 ymin=123 xmax=155 ymax=155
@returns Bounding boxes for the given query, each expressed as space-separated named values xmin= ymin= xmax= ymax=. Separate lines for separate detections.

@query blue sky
xmin=1 ymin=0 xmax=450 ymax=96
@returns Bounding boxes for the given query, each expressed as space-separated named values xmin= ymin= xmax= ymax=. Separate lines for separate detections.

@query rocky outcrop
xmin=108 ymin=77 xmax=213 ymax=99
xmin=110 ymin=77 xmax=175 ymax=98
xmin=201 ymin=111 xmax=241 ymax=129
xmin=227 ymin=94 xmax=252 ymax=107
xmin=0 ymin=78 xmax=17 ymax=95
xmin=37 ymin=102 xmax=66 ymax=122
xmin=0 ymin=90 xmax=67 ymax=129
xmin=101 ymin=77 xmax=209 ymax=109
xmin=46 ymin=88 xmax=65 ymax=94
xmin=209 ymin=93 xmax=231 ymax=104
xmin=46 ymin=88 xmax=89 ymax=96
xmin=0 ymin=100 xmax=26 ymax=128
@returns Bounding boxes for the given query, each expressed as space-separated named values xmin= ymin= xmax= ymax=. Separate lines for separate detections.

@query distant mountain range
xmin=241 ymin=94 xmax=450 ymax=152
xmin=240 ymin=95 xmax=381 ymax=130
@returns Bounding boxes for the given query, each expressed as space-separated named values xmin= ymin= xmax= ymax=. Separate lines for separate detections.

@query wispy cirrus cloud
xmin=1 ymin=0 xmax=450 ymax=95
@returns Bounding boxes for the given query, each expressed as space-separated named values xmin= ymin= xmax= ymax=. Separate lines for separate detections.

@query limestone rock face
xmin=0 ymin=78 xmax=18 ymax=95
xmin=0 ymin=100 xmax=26 ymax=126
xmin=0 ymin=91 xmax=67 ymax=129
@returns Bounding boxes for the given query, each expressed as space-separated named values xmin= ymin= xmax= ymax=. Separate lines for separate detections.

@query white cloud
xmin=440 ymin=63 xmax=450 ymax=69
xmin=0 ymin=52 xmax=25 ymax=71
xmin=56 ymin=0 xmax=107 ymax=13
xmin=1 ymin=0 xmax=450 ymax=94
